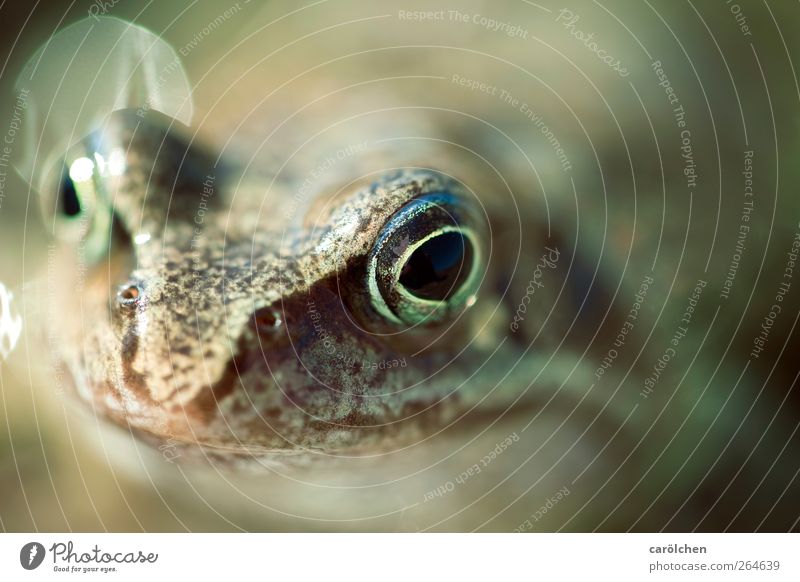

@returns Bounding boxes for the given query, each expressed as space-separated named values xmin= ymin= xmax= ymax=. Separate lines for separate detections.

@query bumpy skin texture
xmin=56 ymin=112 xmax=572 ymax=460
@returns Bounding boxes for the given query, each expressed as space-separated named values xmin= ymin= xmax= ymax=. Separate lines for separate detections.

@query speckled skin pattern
xmin=53 ymin=111 xmax=584 ymax=463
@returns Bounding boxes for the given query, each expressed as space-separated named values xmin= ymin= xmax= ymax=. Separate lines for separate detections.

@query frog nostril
xmin=253 ymin=307 xmax=283 ymax=334
xmin=116 ymin=284 xmax=141 ymax=309
xmin=247 ymin=306 xmax=292 ymax=350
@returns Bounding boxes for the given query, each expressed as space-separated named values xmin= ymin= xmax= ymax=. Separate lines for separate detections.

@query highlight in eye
xmin=51 ymin=150 xmax=114 ymax=263
xmin=367 ymin=192 xmax=483 ymax=326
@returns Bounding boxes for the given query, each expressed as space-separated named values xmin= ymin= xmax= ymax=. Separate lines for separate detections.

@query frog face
xmin=47 ymin=110 xmax=566 ymax=459
xmin=21 ymin=13 xmax=612 ymax=476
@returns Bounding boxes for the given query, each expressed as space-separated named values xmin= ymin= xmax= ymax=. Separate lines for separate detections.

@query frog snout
xmin=115 ymin=249 xmax=312 ymax=409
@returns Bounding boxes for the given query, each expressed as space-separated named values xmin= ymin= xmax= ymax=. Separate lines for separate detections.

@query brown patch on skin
xmin=187 ymin=356 xmax=240 ymax=423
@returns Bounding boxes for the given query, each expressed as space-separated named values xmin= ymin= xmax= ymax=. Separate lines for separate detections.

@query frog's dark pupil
xmin=398 ymin=231 xmax=473 ymax=301
xmin=60 ymin=175 xmax=82 ymax=217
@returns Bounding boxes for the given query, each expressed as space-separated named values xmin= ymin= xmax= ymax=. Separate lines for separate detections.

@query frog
xmin=48 ymin=106 xmax=582 ymax=461
xmin=15 ymin=1 xmax=800 ymax=532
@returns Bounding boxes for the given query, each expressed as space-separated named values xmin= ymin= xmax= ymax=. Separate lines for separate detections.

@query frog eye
xmin=59 ymin=168 xmax=83 ymax=218
xmin=49 ymin=154 xmax=114 ymax=262
xmin=367 ymin=193 xmax=483 ymax=326
xmin=58 ymin=157 xmax=96 ymax=220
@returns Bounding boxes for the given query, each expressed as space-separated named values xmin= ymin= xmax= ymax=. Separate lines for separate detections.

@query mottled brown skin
xmin=53 ymin=110 xmax=585 ymax=463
